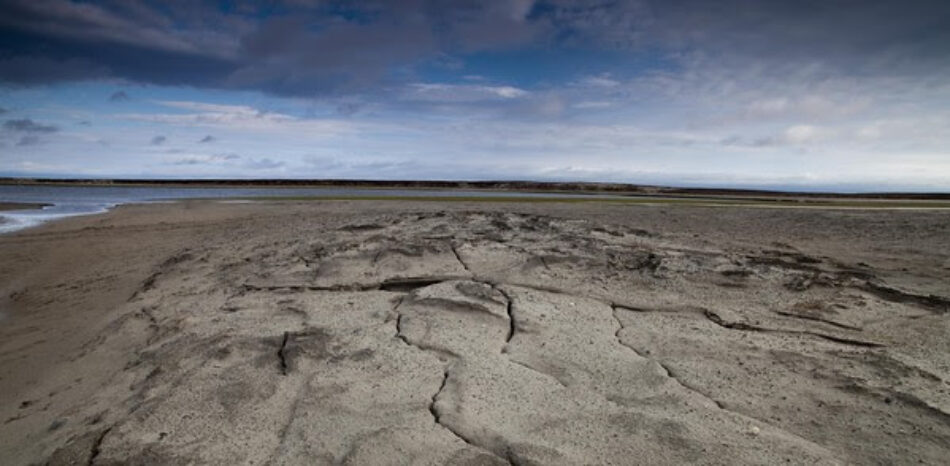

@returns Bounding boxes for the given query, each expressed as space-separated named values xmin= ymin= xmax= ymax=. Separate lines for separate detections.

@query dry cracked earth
xmin=4 ymin=206 xmax=950 ymax=465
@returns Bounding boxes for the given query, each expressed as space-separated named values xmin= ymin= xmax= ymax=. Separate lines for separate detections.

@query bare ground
xmin=0 ymin=200 xmax=948 ymax=465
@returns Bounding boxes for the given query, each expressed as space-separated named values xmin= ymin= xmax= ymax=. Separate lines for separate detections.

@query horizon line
xmin=2 ymin=176 xmax=949 ymax=198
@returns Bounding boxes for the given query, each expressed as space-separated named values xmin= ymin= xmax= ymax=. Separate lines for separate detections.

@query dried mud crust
xmin=9 ymin=210 xmax=950 ymax=465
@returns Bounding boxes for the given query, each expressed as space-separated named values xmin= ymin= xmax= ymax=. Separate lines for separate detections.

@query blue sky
xmin=1 ymin=0 xmax=949 ymax=191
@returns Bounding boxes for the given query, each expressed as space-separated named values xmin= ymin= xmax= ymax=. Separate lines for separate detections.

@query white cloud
xmin=782 ymin=125 xmax=826 ymax=144
xmin=578 ymin=74 xmax=620 ymax=88
xmin=119 ymin=100 xmax=356 ymax=135
xmin=573 ymin=101 xmax=613 ymax=109
xmin=169 ymin=153 xmax=240 ymax=165
xmin=404 ymin=83 xmax=530 ymax=102
xmin=746 ymin=97 xmax=789 ymax=115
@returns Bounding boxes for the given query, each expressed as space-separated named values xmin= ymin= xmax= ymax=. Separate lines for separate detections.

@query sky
xmin=1 ymin=0 xmax=949 ymax=191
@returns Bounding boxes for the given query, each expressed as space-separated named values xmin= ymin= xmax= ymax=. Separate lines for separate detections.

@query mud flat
xmin=0 ymin=202 xmax=49 ymax=211
xmin=0 ymin=200 xmax=948 ymax=465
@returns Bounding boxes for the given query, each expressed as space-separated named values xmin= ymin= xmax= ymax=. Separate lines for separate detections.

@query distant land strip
xmin=206 ymin=195 xmax=950 ymax=209
xmin=1 ymin=177 xmax=949 ymax=201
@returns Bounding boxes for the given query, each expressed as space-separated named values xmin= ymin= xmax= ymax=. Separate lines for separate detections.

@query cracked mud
xmin=2 ymin=203 xmax=949 ymax=465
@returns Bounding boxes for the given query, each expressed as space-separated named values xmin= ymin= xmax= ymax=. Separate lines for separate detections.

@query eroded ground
xmin=1 ymin=203 xmax=948 ymax=465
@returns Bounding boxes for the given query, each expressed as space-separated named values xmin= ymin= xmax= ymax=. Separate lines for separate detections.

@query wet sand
xmin=0 ymin=202 xmax=49 ymax=211
xmin=0 ymin=200 xmax=948 ymax=465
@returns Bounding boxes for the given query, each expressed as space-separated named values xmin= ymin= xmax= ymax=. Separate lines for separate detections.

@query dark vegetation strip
xmin=214 ymin=195 xmax=950 ymax=209
xmin=5 ymin=177 xmax=950 ymax=200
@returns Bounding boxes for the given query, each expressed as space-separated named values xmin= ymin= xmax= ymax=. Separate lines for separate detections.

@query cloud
xmin=781 ymin=125 xmax=827 ymax=144
xmin=171 ymin=153 xmax=239 ymax=165
xmin=3 ymin=118 xmax=58 ymax=133
xmin=1 ymin=1 xmax=948 ymax=190
xmin=0 ymin=0 xmax=946 ymax=98
xmin=573 ymin=101 xmax=612 ymax=109
xmin=577 ymin=74 xmax=620 ymax=88
xmin=0 ymin=107 xmax=7 ymax=114
xmin=124 ymin=101 xmax=292 ymax=126
xmin=16 ymin=135 xmax=40 ymax=146
xmin=0 ymin=56 xmax=111 ymax=84
xmin=109 ymin=91 xmax=130 ymax=102
xmin=150 ymin=135 xmax=167 ymax=145
xmin=335 ymin=102 xmax=362 ymax=116
xmin=120 ymin=100 xmax=355 ymax=136
xmin=721 ymin=125 xmax=836 ymax=148
xmin=169 ymin=152 xmax=283 ymax=170
xmin=403 ymin=83 xmax=530 ymax=103
xmin=244 ymin=157 xmax=284 ymax=170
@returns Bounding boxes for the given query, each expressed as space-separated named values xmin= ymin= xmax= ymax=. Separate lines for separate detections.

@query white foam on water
xmin=0 ymin=204 xmax=113 ymax=234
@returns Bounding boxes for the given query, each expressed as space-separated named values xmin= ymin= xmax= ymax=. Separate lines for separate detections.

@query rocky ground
xmin=0 ymin=201 xmax=948 ymax=465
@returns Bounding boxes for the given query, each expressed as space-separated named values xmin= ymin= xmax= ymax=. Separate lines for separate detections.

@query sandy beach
xmin=1 ymin=200 xmax=948 ymax=464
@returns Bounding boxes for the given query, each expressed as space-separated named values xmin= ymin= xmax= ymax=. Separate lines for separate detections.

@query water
xmin=0 ymin=184 xmax=614 ymax=234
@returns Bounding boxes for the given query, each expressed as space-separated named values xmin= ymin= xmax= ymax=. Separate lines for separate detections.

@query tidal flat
xmin=1 ymin=200 xmax=948 ymax=465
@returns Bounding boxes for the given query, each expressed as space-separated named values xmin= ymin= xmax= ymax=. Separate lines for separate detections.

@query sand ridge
xmin=0 ymin=202 xmax=948 ymax=464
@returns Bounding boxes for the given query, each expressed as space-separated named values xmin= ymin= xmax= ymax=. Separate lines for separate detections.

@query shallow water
xmin=0 ymin=184 xmax=613 ymax=233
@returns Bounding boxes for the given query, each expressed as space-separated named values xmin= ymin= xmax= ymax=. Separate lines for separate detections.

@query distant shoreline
xmin=2 ymin=177 xmax=948 ymax=200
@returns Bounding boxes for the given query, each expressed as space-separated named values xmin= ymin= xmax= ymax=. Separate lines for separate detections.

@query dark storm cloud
xmin=3 ymin=117 xmax=57 ymax=146
xmin=645 ymin=0 xmax=950 ymax=72
xmin=3 ymin=118 xmax=58 ymax=132
xmin=0 ymin=56 xmax=110 ymax=84
xmin=109 ymin=90 xmax=130 ymax=101
xmin=1 ymin=0 xmax=948 ymax=95
xmin=150 ymin=135 xmax=166 ymax=145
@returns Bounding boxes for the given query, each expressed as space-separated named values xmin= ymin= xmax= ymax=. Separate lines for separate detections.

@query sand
xmin=0 ymin=202 xmax=49 ymax=211
xmin=0 ymin=200 xmax=948 ymax=465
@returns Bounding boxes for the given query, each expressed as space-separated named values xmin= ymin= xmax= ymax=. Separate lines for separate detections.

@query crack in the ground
xmin=393 ymin=304 xmax=460 ymax=361
xmin=861 ymin=281 xmax=950 ymax=314
xmin=278 ymin=331 xmax=290 ymax=376
xmin=138 ymin=306 xmax=158 ymax=326
xmin=394 ymin=313 xmax=411 ymax=347
xmin=774 ymin=310 xmax=863 ymax=331
xmin=538 ymin=255 xmax=551 ymax=270
xmin=128 ymin=249 xmax=194 ymax=301
xmin=492 ymin=285 xmax=516 ymax=345
xmin=429 ymin=368 xmax=514 ymax=465
xmin=608 ymin=303 xmax=885 ymax=349
xmin=450 ymin=243 xmax=472 ymax=275
xmin=129 ymin=271 xmax=162 ymax=301
xmin=296 ymin=254 xmax=314 ymax=268
xmin=610 ymin=307 xmax=726 ymax=410
xmin=390 ymin=280 xmax=523 ymax=464
xmin=87 ymin=426 xmax=112 ymax=466
xmin=390 ymin=294 xmax=407 ymax=335
xmin=242 ymin=276 xmax=465 ymax=293
xmin=507 ymin=358 xmax=568 ymax=387
xmin=703 ymin=310 xmax=886 ymax=348
xmin=609 ymin=306 xmax=847 ymax=457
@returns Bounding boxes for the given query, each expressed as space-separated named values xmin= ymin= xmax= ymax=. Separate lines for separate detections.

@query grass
xmin=208 ymin=195 xmax=950 ymax=209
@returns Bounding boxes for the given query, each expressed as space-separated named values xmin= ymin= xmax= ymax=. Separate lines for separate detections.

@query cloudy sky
xmin=1 ymin=0 xmax=949 ymax=191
